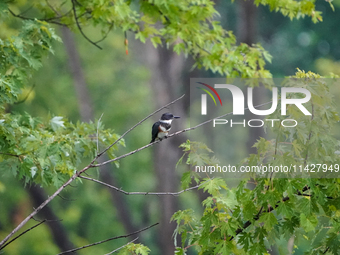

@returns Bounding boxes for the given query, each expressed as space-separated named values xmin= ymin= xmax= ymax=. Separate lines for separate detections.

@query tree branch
xmin=0 ymin=164 xmax=91 ymax=249
xmin=57 ymin=223 xmax=158 ymax=255
xmin=79 ymin=175 xmax=210 ymax=196
xmin=91 ymin=100 xmax=273 ymax=168
xmin=8 ymin=8 xmax=66 ymax=26
xmin=0 ymin=220 xmax=46 ymax=250
xmin=94 ymin=94 xmax=185 ymax=160
xmin=70 ymin=0 xmax=102 ymax=49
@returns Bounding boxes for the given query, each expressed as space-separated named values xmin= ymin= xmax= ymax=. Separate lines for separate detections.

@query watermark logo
xmin=200 ymin=84 xmax=311 ymax=117
xmin=196 ymin=82 xmax=222 ymax=115
xmin=195 ymin=81 xmax=312 ymax=128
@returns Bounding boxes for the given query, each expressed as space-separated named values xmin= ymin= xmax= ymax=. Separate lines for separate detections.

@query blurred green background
xmin=1 ymin=0 xmax=340 ymax=254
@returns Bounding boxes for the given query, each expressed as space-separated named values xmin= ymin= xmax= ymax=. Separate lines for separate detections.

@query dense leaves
xmin=0 ymin=112 xmax=123 ymax=186
xmin=173 ymin=71 xmax=340 ymax=254
xmin=0 ymin=7 xmax=124 ymax=188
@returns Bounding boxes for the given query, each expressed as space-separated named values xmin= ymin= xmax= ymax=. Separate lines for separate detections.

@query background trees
xmin=0 ymin=0 xmax=340 ymax=254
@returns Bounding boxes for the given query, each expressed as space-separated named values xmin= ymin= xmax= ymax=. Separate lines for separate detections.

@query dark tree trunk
xmin=144 ymin=42 xmax=186 ymax=255
xmin=60 ymin=27 xmax=94 ymax=122
xmin=62 ymin=27 xmax=137 ymax=236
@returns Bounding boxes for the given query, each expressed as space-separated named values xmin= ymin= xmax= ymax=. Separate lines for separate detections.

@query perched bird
xmin=150 ymin=113 xmax=180 ymax=143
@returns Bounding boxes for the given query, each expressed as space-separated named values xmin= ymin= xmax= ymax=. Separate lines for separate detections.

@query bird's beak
xmin=173 ymin=116 xmax=180 ymax=119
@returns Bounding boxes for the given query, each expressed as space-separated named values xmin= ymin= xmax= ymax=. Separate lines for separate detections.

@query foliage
xmin=4 ymin=0 xmax=274 ymax=77
xmin=0 ymin=113 xmax=123 ymax=186
xmin=173 ymin=71 xmax=340 ymax=254
xmin=118 ymin=242 xmax=151 ymax=255
xmin=0 ymin=4 xmax=124 ymax=187
xmin=0 ymin=0 xmax=330 ymax=187
xmin=253 ymin=0 xmax=325 ymax=23
xmin=0 ymin=0 xmax=337 ymax=254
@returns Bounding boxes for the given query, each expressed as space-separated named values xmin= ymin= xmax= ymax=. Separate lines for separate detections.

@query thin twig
xmin=70 ymin=0 xmax=102 ymax=49
xmin=95 ymin=23 xmax=114 ymax=44
xmin=79 ymin=175 xmax=210 ymax=196
xmin=105 ymin=237 xmax=138 ymax=255
xmin=91 ymin=100 xmax=273 ymax=168
xmin=57 ymin=194 xmax=76 ymax=201
xmin=8 ymin=8 xmax=65 ymax=26
xmin=0 ymin=220 xmax=46 ymax=250
xmin=57 ymin=223 xmax=158 ymax=255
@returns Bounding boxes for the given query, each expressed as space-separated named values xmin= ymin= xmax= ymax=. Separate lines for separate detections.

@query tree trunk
xmin=144 ymin=42 xmax=186 ymax=255
xmin=63 ymin=27 xmax=137 ymax=237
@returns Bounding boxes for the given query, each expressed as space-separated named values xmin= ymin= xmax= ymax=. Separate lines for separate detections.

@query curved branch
xmin=70 ymin=0 xmax=102 ymax=49
xmin=8 ymin=8 xmax=66 ymax=26
xmin=57 ymin=223 xmax=158 ymax=255
xmin=0 ymin=220 xmax=46 ymax=250
xmin=79 ymin=175 xmax=210 ymax=196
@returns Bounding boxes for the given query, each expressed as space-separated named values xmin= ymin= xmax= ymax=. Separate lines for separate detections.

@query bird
xmin=150 ymin=113 xmax=180 ymax=143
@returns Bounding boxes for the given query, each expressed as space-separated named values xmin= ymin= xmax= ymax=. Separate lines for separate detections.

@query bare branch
xmin=105 ymin=237 xmax=139 ymax=255
xmin=79 ymin=175 xmax=210 ymax=196
xmin=94 ymin=94 xmax=185 ymax=160
xmin=57 ymin=223 xmax=158 ymax=255
xmin=0 ymin=164 xmax=91 ymax=249
xmin=91 ymin=100 xmax=273 ymax=168
xmin=0 ymin=220 xmax=46 ymax=250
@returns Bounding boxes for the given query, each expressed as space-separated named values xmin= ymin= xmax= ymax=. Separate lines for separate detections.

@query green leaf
xmin=199 ymin=177 xmax=227 ymax=195
xmin=259 ymin=212 xmax=278 ymax=232
xmin=50 ymin=116 xmax=65 ymax=131
xmin=181 ymin=171 xmax=192 ymax=189
xmin=300 ymin=213 xmax=318 ymax=232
